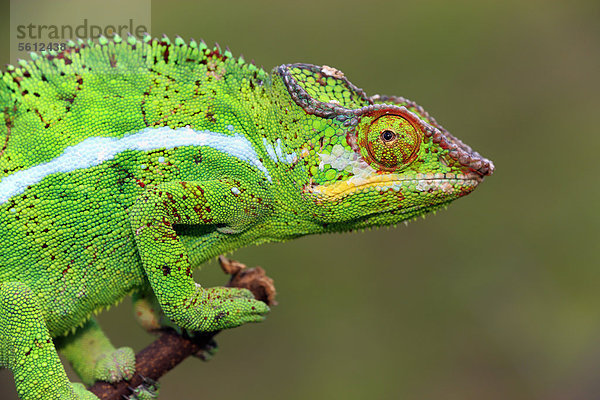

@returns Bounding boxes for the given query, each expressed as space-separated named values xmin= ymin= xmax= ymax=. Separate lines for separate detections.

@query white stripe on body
xmin=262 ymin=137 xmax=297 ymax=164
xmin=0 ymin=126 xmax=271 ymax=205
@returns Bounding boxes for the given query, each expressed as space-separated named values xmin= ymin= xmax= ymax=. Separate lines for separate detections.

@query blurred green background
xmin=1 ymin=0 xmax=599 ymax=399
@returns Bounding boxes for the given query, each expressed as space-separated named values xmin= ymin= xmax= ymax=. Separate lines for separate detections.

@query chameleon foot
xmin=193 ymin=286 xmax=270 ymax=332
xmin=126 ymin=376 xmax=160 ymax=400
xmin=93 ymin=346 xmax=136 ymax=383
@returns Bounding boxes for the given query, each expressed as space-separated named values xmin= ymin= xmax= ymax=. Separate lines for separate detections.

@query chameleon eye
xmin=380 ymin=130 xmax=397 ymax=142
xmin=359 ymin=114 xmax=421 ymax=171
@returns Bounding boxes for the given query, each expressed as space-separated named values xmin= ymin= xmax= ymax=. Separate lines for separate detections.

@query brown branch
xmin=89 ymin=256 xmax=276 ymax=400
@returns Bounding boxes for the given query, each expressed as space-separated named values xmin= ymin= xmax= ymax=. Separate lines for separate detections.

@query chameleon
xmin=0 ymin=33 xmax=494 ymax=400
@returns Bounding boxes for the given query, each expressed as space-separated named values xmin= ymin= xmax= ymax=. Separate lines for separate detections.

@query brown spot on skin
xmin=1 ymin=105 xmax=16 ymax=159
xmin=141 ymin=94 xmax=150 ymax=127
xmin=205 ymin=111 xmax=216 ymax=123
xmin=34 ymin=109 xmax=50 ymax=128
xmin=193 ymin=151 xmax=202 ymax=164
xmin=56 ymin=52 xmax=72 ymax=65
xmin=162 ymin=47 xmax=170 ymax=64
xmin=214 ymin=312 xmax=225 ymax=322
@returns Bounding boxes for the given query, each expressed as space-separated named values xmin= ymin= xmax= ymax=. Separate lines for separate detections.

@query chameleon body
xmin=0 ymin=34 xmax=493 ymax=399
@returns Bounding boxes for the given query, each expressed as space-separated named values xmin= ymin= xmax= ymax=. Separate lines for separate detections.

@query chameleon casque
xmin=0 ymin=34 xmax=494 ymax=399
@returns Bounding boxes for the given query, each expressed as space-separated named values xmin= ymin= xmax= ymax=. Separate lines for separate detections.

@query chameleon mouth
xmin=307 ymin=171 xmax=482 ymax=201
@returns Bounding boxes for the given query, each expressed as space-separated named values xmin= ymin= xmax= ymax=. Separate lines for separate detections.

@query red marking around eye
xmin=362 ymin=107 xmax=424 ymax=133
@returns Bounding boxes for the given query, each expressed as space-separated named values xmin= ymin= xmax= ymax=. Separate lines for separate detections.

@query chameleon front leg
xmin=129 ymin=180 xmax=270 ymax=332
xmin=56 ymin=318 xmax=136 ymax=385
xmin=0 ymin=281 xmax=97 ymax=400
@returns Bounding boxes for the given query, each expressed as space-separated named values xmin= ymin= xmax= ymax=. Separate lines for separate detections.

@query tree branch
xmin=89 ymin=256 xmax=276 ymax=400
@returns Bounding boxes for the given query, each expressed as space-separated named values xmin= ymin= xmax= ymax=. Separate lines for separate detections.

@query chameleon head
xmin=276 ymin=63 xmax=494 ymax=229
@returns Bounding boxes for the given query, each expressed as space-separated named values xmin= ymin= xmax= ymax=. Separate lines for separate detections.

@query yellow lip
xmin=307 ymin=172 xmax=482 ymax=200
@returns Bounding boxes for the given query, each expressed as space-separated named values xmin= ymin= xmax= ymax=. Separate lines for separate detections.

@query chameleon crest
xmin=0 ymin=34 xmax=493 ymax=400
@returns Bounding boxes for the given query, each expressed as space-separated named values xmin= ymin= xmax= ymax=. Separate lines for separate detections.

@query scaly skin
xmin=0 ymin=34 xmax=493 ymax=399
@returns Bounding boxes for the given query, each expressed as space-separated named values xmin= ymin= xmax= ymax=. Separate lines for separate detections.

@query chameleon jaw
xmin=306 ymin=171 xmax=483 ymax=201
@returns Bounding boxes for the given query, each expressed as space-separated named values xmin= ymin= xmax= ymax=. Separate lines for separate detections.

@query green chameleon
xmin=0 ymin=34 xmax=493 ymax=400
